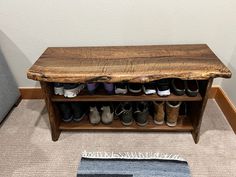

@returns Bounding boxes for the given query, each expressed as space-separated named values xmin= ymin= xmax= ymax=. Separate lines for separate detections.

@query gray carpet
xmin=0 ymin=99 xmax=235 ymax=177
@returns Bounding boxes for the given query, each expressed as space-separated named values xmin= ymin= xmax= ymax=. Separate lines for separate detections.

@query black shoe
xmin=58 ymin=103 xmax=73 ymax=122
xmin=70 ymin=102 xmax=86 ymax=122
xmin=115 ymin=102 xmax=133 ymax=126
xmin=54 ymin=83 xmax=64 ymax=95
xmin=142 ymin=82 xmax=156 ymax=95
xmin=64 ymin=83 xmax=85 ymax=98
xmin=171 ymin=79 xmax=185 ymax=96
xmin=128 ymin=83 xmax=142 ymax=94
xmin=115 ymin=83 xmax=128 ymax=94
xmin=134 ymin=102 xmax=149 ymax=127
xmin=156 ymin=79 xmax=170 ymax=97
xmin=185 ymin=80 xmax=199 ymax=97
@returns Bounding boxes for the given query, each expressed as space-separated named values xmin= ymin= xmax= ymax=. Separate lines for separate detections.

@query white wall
xmin=0 ymin=0 xmax=235 ymax=104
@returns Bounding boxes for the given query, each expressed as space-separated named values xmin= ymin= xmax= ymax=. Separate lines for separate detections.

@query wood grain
xmin=59 ymin=115 xmax=193 ymax=132
xmin=27 ymin=44 xmax=231 ymax=83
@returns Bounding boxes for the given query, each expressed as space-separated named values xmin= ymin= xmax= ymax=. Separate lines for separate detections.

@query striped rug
xmin=77 ymin=151 xmax=191 ymax=177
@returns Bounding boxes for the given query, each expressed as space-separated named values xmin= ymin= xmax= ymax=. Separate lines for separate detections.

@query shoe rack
xmin=27 ymin=45 xmax=231 ymax=143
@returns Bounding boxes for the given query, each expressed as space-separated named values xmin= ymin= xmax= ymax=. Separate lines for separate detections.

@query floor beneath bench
xmin=0 ymin=99 xmax=235 ymax=177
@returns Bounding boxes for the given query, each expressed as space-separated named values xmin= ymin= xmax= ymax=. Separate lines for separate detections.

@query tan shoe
xmin=101 ymin=105 xmax=114 ymax=124
xmin=89 ymin=106 xmax=100 ymax=125
xmin=166 ymin=101 xmax=181 ymax=127
xmin=153 ymin=101 xmax=165 ymax=125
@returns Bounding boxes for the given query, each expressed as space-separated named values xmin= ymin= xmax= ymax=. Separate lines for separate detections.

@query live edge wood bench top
xmin=27 ymin=44 xmax=231 ymax=83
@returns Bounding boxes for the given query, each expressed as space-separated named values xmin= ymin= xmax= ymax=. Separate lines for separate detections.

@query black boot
xmin=58 ymin=103 xmax=73 ymax=122
xmin=70 ymin=102 xmax=86 ymax=122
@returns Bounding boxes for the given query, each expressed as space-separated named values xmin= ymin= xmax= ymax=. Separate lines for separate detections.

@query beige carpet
xmin=0 ymin=99 xmax=235 ymax=177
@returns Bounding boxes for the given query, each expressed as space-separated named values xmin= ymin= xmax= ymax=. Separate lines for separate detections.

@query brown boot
xmin=153 ymin=101 xmax=165 ymax=125
xmin=166 ymin=101 xmax=181 ymax=127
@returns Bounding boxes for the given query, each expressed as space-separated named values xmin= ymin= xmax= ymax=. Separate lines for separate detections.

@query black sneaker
xmin=185 ymin=80 xmax=199 ymax=97
xmin=134 ymin=102 xmax=149 ymax=126
xmin=128 ymin=83 xmax=142 ymax=93
xmin=156 ymin=79 xmax=170 ymax=97
xmin=115 ymin=102 xmax=133 ymax=126
xmin=171 ymin=79 xmax=185 ymax=96
xmin=70 ymin=102 xmax=86 ymax=122
xmin=115 ymin=83 xmax=128 ymax=95
xmin=64 ymin=83 xmax=85 ymax=98
xmin=142 ymin=82 xmax=156 ymax=95
xmin=54 ymin=83 xmax=64 ymax=95
xmin=58 ymin=103 xmax=73 ymax=122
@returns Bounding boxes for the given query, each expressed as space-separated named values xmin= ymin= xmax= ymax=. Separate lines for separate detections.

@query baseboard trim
xmin=19 ymin=88 xmax=43 ymax=99
xmin=19 ymin=86 xmax=236 ymax=133
xmin=214 ymin=87 xmax=236 ymax=134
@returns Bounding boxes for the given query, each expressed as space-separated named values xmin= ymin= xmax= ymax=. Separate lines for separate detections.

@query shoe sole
xmin=121 ymin=121 xmax=133 ymax=126
xmin=90 ymin=121 xmax=100 ymax=125
xmin=143 ymin=86 xmax=156 ymax=95
xmin=144 ymin=90 xmax=156 ymax=95
xmin=166 ymin=121 xmax=177 ymax=127
xmin=115 ymin=88 xmax=128 ymax=95
xmin=102 ymin=121 xmax=113 ymax=125
xmin=157 ymin=89 xmax=170 ymax=97
xmin=73 ymin=113 xmax=86 ymax=122
xmin=128 ymin=88 xmax=142 ymax=93
xmin=136 ymin=121 xmax=148 ymax=127
xmin=62 ymin=116 xmax=73 ymax=122
xmin=154 ymin=120 xmax=164 ymax=125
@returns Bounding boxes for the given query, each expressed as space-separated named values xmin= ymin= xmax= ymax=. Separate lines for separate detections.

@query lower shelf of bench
xmin=59 ymin=115 xmax=193 ymax=132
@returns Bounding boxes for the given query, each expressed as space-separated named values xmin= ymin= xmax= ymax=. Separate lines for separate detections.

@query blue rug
xmin=78 ymin=152 xmax=191 ymax=177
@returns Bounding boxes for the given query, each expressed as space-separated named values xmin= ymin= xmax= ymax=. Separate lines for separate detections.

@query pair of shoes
xmin=128 ymin=83 xmax=156 ymax=95
xmin=115 ymin=102 xmax=149 ymax=126
xmin=153 ymin=101 xmax=182 ymax=127
xmin=115 ymin=83 xmax=143 ymax=94
xmin=89 ymin=104 xmax=114 ymax=124
xmin=87 ymin=83 xmax=114 ymax=94
xmin=54 ymin=83 xmax=85 ymax=98
xmin=108 ymin=80 xmax=170 ymax=96
xmin=58 ymin=102 xmax=86 ymax=122
xmin=130 ymin=80 xmax=170 ymax=96
xmin=171 ymin=79 xmax=199 ymax=97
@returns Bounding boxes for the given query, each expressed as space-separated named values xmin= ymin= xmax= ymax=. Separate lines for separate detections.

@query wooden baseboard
xmin=214 ymin=87 xmax=236 ymax=134
xmin=19 ymin=88 xmax=43 ymax=99
xmin=208 ymin=87 xmax=218 ymax=99
xmin=19 ymin=86 xmax=236 ymax=133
